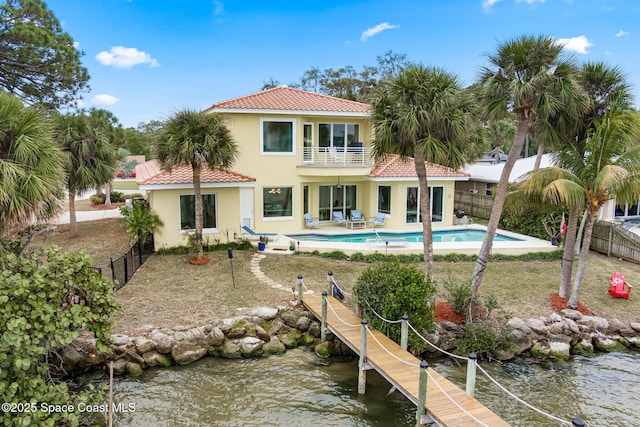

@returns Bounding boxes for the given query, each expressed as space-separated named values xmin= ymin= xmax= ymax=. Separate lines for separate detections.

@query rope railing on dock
xmin=407 ymin=321 xmax=467 ymax=360
xmin=363 ymin=299 xmax=404 ymax=324
xmin=364 ymin=325 xmax=420 ymax=368
xmin=424 ymin=368 xmax=491 ymax=427
xmin=475 ymin=364 xmax=574 ymax=426
xmin=325 ymin=298 xmax=361 ymax=328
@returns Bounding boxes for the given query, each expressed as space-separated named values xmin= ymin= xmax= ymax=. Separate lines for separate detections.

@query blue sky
xmin=47 ymin=0 xmax=640 ymax=128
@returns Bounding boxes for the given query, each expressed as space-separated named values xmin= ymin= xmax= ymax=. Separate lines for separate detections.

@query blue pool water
xmin=288 ymin=229 xmax=522 ymax=243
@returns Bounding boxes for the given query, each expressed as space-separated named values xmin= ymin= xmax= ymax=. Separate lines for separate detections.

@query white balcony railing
xmin=298 ymin=146 xmax=374 ymax=167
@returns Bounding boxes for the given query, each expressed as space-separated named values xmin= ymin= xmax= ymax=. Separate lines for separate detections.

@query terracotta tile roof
xmin=369 ymin=154 xmax=470 ymax=178
xmin=136 ymin=160 xmax=256 ymax=186
xmin=207 ymin=86 xmax=371 ymax=114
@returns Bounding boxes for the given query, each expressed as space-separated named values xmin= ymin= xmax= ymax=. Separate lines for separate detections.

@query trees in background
xmin=0 ymin=0 xmax=89 ymax=109
xmin=55 ymin=113 xmax=118 ymax=237
xmin=154 ymin=110 xmax=239 ymax=261
xmin=0 ymin=92 xmax=65 ymax=238
xmin=370 ymin=65 xmax=481 ymax=274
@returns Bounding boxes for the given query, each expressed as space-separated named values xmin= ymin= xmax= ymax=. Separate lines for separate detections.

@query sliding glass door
xmin=319 ymin=184 xmax=357 ymax=221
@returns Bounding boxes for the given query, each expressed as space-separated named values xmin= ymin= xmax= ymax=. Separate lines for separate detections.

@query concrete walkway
xmin=50 ymin=189 xmax=140 ymax=225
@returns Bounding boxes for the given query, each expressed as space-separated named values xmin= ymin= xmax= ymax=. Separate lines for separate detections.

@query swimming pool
xmin=288 ymin=229 xmax=522 ymax=243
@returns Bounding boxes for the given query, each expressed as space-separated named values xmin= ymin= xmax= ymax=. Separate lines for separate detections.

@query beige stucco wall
xmin=148 ymin=186 xmax=241 ymax=249
xmin=364 ymin=180 xmax=458 ymax=229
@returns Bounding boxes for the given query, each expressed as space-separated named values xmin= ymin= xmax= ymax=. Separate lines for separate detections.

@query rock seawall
xmin=61 ymin=306 xmax=640 ymax=376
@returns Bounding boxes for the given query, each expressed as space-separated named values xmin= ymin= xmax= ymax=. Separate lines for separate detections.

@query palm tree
xmin=471 ymin=34 xmax=584 ymax=296
xmin=154 ymin=110 xmax=239 ymax=261
xmin=0 ymin=92 xmax=65 ymax=237
xmin=56 ymin=113 xmax=118 ymax=238
xmin=370 ymin=64 xmax=480 ymax=274
xmin=522 ymin=109 xmax=640 ymax=308
xmin=487 ymin=119 xmax=516 ymax=164
xmin=545 ymin=61 xmax=633 ymax=296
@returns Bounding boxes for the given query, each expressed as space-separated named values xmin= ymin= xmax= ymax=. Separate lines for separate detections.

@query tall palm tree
xmin=523 ymin=109 xmax=640 ymax=308
xmin=471 ymin=34 xmax=584 ymax=296
xmin=154 ymin=110 xmax=238 ymax=261
xmin=543 ymin=61 xmax=633 ymax=296
xmin=56 ymin=113 xmax=118 ymax=238
xmin=0 ymin=92 xmax=65 ymax=237
xmin=370 ymin=64 xmax=480 ymax=274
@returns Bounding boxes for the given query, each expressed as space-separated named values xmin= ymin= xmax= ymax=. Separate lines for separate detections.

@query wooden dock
xmin=303 ymin=294 xmax=511 ymax=427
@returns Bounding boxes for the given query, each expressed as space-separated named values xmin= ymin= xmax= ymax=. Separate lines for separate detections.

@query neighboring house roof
xmin=205 ymin=86 xmax=371 ymax=116
xmin=136 ymin=160 xmax=256 ymax=188
xmin=462 ymin=153 xmax=556 ymax=183
xmin=369 ymin=154 xmax=470 ymax=180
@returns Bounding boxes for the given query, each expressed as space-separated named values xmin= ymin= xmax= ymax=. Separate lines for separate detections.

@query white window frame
xmin=262 ymin=186 xmax=294 ymax=221
xmin=260 ymin=118 xmax=296 ymax=155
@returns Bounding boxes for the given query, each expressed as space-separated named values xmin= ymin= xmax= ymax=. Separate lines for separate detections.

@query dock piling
xmin=321 ymin=291 xmax=327 ymax=341
xmin=417 ymin=360 xmax=428 ymax=427
xmin=465 ymin=352 xmax=477 ymax=397
xmin=401 ymin=314 xmax=409 ymax=351
xmin=358 ymin=319 xmax=368 ymax=394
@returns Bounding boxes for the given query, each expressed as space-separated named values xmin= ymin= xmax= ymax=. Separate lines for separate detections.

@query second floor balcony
xmin=298 ymin=145 xmax=375 ymax=168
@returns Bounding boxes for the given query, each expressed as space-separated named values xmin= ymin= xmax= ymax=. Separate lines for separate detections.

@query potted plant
xmin=258 ymin=235 xmax=269 ymax=251
xmin=289 ymin=240 xmax=296 ymax=251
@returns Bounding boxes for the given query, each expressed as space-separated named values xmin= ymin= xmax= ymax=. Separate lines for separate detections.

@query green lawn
xmin=111 ymin=180 xmax=140 ymax=191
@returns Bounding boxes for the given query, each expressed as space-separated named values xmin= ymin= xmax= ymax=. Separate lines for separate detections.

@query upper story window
xmin=261 ymin=119 xmax=295 ymax=154
xmin=318 ymin=123 xmax=360 ymax=150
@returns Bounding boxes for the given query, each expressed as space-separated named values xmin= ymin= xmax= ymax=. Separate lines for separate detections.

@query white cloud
xmin=360 ymin=22 xmax=397 ymax=42
xmin=554 ymin=35 xmax=593 ymax=54
xmin=70 ymin=99 xmax=84 ymax=108
xmin=95 ymin=46 xmax=159 ymax=68
xmin=92 ymin=94 xmax=120 ymax=105
xmin=73 ymin=41 xmax=80 ymax=49
xmin=616 ymin=30 xmax=628 ymax=37
xmin=515 ymin=0 xmax=545 ymax=3
xmin=482 ymin=0 xmax=503 ymax=8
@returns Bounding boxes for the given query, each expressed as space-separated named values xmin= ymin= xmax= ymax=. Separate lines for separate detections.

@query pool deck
xmin=259 ymin=224 xmax=556 ymax=256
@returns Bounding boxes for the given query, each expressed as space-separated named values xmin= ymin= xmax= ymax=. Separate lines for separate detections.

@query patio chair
xmin=304 ymin=213 xmax=320 ymax=229
xmin=608 ymin=272 xmax=632 ymax=299
xmin=351 ymin=210 xmax=364 ymax=221
xmin=328 ymin=146 xmax=344 ymax=163
xmin=332 ymin=211 xmax=348 ymax=226
xmin=369 ymin=212 xmax=386 ymax=227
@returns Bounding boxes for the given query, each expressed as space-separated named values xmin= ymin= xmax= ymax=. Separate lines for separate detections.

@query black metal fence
xmin=110 ymin=232 xmax=154 ymax=290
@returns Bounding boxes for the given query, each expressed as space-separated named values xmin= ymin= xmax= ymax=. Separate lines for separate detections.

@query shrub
xmin=354 ymin=261 xmax=436 ymax=353
xmin=0 ymin=246 xmax=119 ymax=426
xmin=453 ymin=320 xmax=514 ymax=359
xmin=500 ymin=205 xmax=565 ymax=240
xmin=443 ymin=277 xmax=475 ymax=315
xmin=88 ymin=191 xmax=126 ymax=205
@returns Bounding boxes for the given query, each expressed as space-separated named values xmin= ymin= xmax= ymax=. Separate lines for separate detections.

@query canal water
xmin=100 ymin=349 xmax=639 ymax=426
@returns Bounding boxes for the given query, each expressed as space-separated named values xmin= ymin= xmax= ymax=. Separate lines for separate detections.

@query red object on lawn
xmin=608 ymin=272 xmax=632 ymax=299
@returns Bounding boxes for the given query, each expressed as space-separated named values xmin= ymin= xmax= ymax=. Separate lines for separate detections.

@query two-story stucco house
xmin=136 ymin=86 xmax=469 ymax=249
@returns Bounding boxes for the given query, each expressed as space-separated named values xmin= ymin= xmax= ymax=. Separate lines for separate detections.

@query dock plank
xmin=303 ymin=295 xmax=510 ymax=427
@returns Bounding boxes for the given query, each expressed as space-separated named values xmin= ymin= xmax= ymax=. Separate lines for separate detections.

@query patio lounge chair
xmin=369 ymin=212 xmax=386 ymax=227
xmin=328 ymin=146 xmax=344 ymax=163
xmin=351 ymin=210 xmax=364 ymax=221
xmin=240 ymin=225 xmax=279 ymax=241
xmin=608 ymin=272 xmax=632 ymax=299
xmin=333 ymin=211 xmax=348 ymax=226
xmin=304 ymin=213 xmax=320 ymax=229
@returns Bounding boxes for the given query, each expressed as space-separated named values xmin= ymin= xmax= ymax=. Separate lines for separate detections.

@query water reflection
xmin=87 ymin=350 xmax=639 ymax=426
xmin=109 ymin=349 xmax=414 ymax=427
xmin=428 ymin=352 xmax=640 ymax=426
